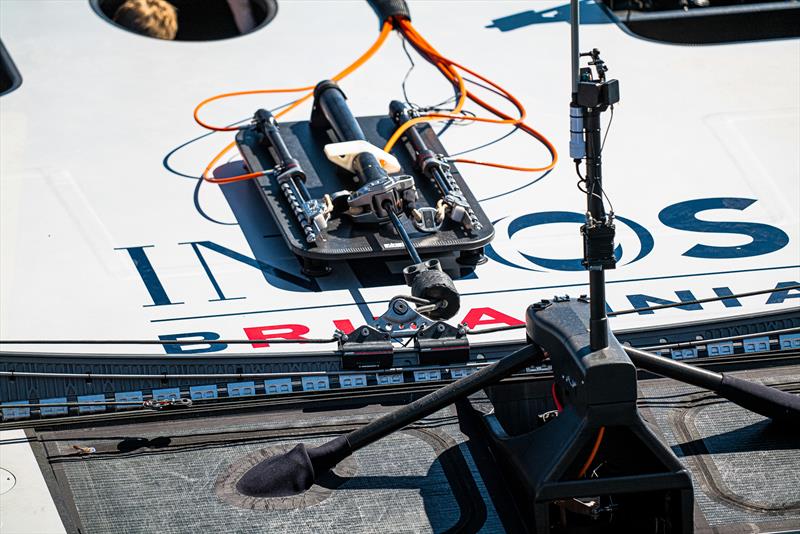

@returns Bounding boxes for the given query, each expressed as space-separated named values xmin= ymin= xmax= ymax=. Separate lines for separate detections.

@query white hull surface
xmin=1 ymin=0 xmax=798 ymax=354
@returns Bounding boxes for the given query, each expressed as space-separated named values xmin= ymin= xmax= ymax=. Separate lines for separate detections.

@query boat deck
xmin=19 ymin=362 xmax=800 ymax=534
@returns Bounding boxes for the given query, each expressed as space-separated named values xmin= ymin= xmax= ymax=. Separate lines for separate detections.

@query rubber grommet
xmin=313 ymin=79 xmax=345 ymax=102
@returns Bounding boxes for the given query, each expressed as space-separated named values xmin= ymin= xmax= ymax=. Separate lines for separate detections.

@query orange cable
xmin=390 ymin=19 xmax=557 ymax=173
xmin=397 ymin=19 xmax=555 ymax=170
xmin=397 ymin=20 xmax=523 ymax=121
xmin=199 ymin=21 xmax=393 ymax=184
xmin=198 ymin=16 xmax=558 ymax=185
xmin=577 ymin=426 xmax=605 ymax=478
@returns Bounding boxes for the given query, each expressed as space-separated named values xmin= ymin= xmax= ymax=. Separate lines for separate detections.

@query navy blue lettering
xmin=179 ymin=241 xmax=319 ymax=299
xmin=658 ymin=198 xmax=789 ymax=259
xmin=766 ymin=281 xmax=800 ymax=305
xmin=626 ymin=290 xmax=703 ymax=314
xmin=712 ymin=287 xmax=742 ymax=308
xmin=116 ymin=245 xmax=183 ymax=307
xmin=159 ymin=332 xmax=227 ymax=354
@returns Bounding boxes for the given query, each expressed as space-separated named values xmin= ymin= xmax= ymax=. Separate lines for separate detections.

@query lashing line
xmin=1 ymin=286 xmax=797 ymax=347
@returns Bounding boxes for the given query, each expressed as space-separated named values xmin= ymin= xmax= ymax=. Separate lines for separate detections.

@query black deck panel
xmin=39 ymin=404 xmax=504 ymax=533
xmin=33 ymin=365 xmax=800 ymax=533
xmin=637 ymin=366 xmax=800 ymax=532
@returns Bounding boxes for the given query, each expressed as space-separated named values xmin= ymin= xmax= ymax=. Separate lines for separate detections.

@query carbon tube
xmin=313 ymin=80 xmax=367 ymax=142
xmin=624 ymin=346 xmax=800 ymax=423
xmin=344 ymin=344 xmax=540 ymax=451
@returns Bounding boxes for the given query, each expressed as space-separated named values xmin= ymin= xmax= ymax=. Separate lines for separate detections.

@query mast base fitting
xmin=235 ymin=87 xmax=494 ymax=272
xmin=581 ymin=222 xmax=617 ymax=270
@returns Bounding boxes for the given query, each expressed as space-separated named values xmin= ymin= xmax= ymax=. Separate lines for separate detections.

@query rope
xmin=608 ymin=285 xmax=800 ymax=316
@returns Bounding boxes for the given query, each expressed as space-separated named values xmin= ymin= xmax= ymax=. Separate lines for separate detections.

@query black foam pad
xmin=412 ymin=270 xmax=460 ymax=320
xmin=235 ymin=436 xmax=352 ymax=498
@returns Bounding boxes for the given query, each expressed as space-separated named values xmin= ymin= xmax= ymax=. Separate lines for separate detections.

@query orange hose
xmin=199 ymin=21 xmax=392 ymax=184
xmin=397 ymin=19 xmax=554 ymax=164
xmin=401 ymin=22 xmax=526 ymax=120
xmin=391 ymin=18 xmax=557 ymax=173
xmin=577 ymin=426 xmax=605 ymax=478
xmin=198 ymin=16 xmax=558 ymax=185
xmin=194 ymin=86 xmax=313 ymax=132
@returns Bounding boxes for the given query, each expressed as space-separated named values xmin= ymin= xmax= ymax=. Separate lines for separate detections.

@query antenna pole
xmin=571 ymin=0 xmax=580 ymax=97
xmin=585 ymin=108 xmax=608 ymax=350
xmin=570 ymin=0 xmax=620 ymax=351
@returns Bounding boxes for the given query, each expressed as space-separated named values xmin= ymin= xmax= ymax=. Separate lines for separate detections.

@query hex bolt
xmin=392 ymin=300 xmax=408 ymax=314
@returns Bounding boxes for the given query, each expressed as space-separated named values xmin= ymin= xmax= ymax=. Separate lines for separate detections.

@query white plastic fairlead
xmin=323 ymin=140 xmax=402 ymax=174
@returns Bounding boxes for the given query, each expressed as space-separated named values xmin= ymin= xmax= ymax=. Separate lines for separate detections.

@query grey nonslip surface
xmin=34 ymin=365 xmax=800 ymax=534
xmin=637 ymin=366 xmax=800 ymax=533
xmin=41 ymin=405 xmax=503 ymax=534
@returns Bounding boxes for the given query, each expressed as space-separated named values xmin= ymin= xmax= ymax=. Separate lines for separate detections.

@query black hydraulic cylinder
xmin=389 ymin=100 xmax=481 ymax=231
xmin=390 ymin=100 xmax=453 ymax=193
xmin=389 ymin=101 xmax=435 ymax=163
xmin=253 ymin=108 xmax=321 ymax=242
xmin=353 ymin=151 xmax=389 ymax=183
xmin=625 ymin=346 xmax=800 ymax=423
xmin=312 ymin=80 xmax=389 ymax=186
xmin=311 ymin=83 xmax=422 ymax=262
xmin=254 ymin=108 xmax=299 ymax=173
xmin=313 ymin=80 xmax=368 ymax=142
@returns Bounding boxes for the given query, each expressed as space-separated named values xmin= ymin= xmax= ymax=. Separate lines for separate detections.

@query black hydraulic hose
xmin=624 ymin=346 xmax=800 ymax=424
xmin=385 ymin=202 xmax=422 ymax=264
